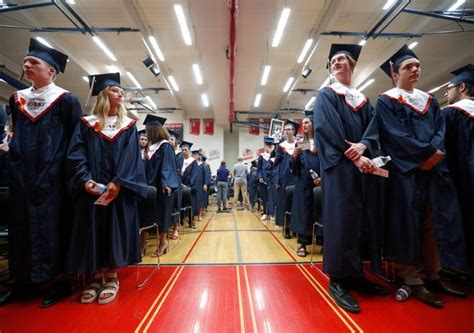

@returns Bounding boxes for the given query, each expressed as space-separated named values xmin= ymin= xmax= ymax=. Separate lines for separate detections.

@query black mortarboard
xmin=450 ymin=64 xmax=474 ymax=85
xmin=264 ymin=136 xmax=274 ymax=146
xmin=180 ymin=141 xmax=193 ymax=149
xmin=143 ymin=114 xmax=167 ymax=126
xmin=201 ymin=154 xmax=208 ymax=161
xmin=168 ymin=129 xmax=180 ymax=140
xmin=328 ymin=44 xmax=362 ymax=63
xmin=304 ymin=110 xmax=313 ymax=118
xmin=191 ymin=150 xmax=201 ymax=155
xmin=251 ymin=160 xmax=257 ymax=168
xmin=88 ymin=73 xmax=121 ymax=97
xmin=380 ymin=45 xmax=418 ymax=78
xmin=138 ymin=129 xmax=146 ymax=137
xmin=285 ymin=120 xmax=300 ymax=133
xmin=26 ymin=38 xmax=68 ymax=73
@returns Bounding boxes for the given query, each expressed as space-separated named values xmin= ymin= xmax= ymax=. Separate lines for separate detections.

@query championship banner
xmin=249 ymin=118 xmax=259 ymax=135
xmin=203 ymin=118 xmax=214 ymax=135
xmin=262 ymin=118 xmax=271 ymax=135
xmin=164 ymin=123 xmax=184 ymax=141
xmin=189 ymin=118 xmax=200 ymax=135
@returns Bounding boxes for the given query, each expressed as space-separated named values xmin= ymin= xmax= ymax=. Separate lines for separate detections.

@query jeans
xmin=217 ymin=181 xmax=228 ymax=209
xmin=233 ymin=179 xmax=249 ymax=208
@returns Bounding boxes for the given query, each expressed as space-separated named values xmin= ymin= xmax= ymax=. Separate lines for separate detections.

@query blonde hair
xmin=92 ymin=86 xmax=127 ymax=129
xmin=146 ymin=125 xmax=170 ymax=144
xmin=302 ymin=117 xmax=313 ymax=142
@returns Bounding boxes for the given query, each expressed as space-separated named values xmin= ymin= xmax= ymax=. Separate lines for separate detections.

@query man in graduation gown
xmin=314 ymin=44 xmax=387 ymax=314
xmin=181 ymin=141 xmax=198 ymax=229
xmin=1 ymin=39 xmax=82 ymax=307
xmin=201 ymin=154 xmax=212 ymax=211
xmin=168 ymin=130 xmax=183 ymax=239
xmin=443 ymin=64 xmax=474 ymax=268
xmin=373 ymin=46 xmax=466 ymax=308
xmin=138 ymin=129 xmax=148 ymax=160
xmin=247 ymin=160 xmax=259 ymax=210
xmin=257 ymin=136 xmax=275 ymax=220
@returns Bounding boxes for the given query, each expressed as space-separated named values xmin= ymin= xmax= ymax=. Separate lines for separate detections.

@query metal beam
xmin=30 ymin=27 xmax=140 ymax=33
xmin=403 ymin=8 xmax=474 ymax=25
xmin=322 ymin=31 xmax=422 ymax=38
xmin=0 ymin=72 xmax=28 ymax=90
xmin=123 ymin=87 xmax=168 ymax=93
xmin=0 ymin=1 xmax=54 ymax=13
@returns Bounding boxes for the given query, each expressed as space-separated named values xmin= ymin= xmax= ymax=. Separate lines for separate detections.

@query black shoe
xmin=328 ymin=281 xmax=360 ymax=313
xmin=411 ymin=285 xmax=443 ymax=309
xmin=284 ymin=228 xmax=291 ymax=239
xmin=425 ymin=280 xmax=467 ymax=299
xmin=40 ymin=281 xmax=71 ymax=308
xmin=350 ymin=277 xmax=389 ymax=296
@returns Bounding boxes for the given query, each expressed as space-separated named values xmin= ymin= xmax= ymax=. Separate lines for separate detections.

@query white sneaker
xmin=261 ymin=214 xmax=268 ymax=221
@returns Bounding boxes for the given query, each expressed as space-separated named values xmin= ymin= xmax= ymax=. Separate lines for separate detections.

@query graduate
xmin=181 ymin=141 xmax=198 ymax=229
xmin=257 ymin=136 xmax=275 ymax=220
xmin=272 ymin=120 xmax=298 ymax=238
xmin=373 ymin=46 xmax=466 ymax=308
xmin=193 ymin=149 xmax=206 ymax=221
xmin=2 ymin=39 xmax=82 ymax=307
xmin=290 ymin=111 xmax=321 ymax=257
xmin=66 ymin=73 xmax=147 ymax=304
xmin=313 ymin=43 xmax=387 ymax=314
xmin=200 ymin=154 xmax=212 ymax=212
xmin=247 ymin=160 xmax=259 ymax=210
xmin=168 ymin=129 xmax=184 ymax=240
xmin=143 ymin=115 xmax=180 ymax=257
xmin=138 ymin=129 xmax=148 ymax=160
xmin=443 ymin=64 xmax=474 ymax=268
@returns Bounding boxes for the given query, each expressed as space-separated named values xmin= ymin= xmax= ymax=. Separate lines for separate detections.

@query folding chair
xmin=283 ymin=185 xmax=295 ymax=248
xmin=180 ymin=186 xmax=195 ymax=232
xmin=310 ymin=186 xmax=323 ymax=266
xmin=136 ymin=186 xmax=159 ymax=289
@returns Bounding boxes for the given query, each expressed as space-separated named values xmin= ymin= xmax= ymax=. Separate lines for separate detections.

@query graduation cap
xmin=191 ymin=150 xmax=201 ymax=155
xmin=138 ymin=129 xmax=146 ymax=137
xmin=285 ymin=120 xmax=300 ymax=133
xmin=26 ymin=38 xmax=68 ymax=74
xmin=168 ymin=129 xmax=180 ymax=141
xmin=328 ymin=43 xmax=362 ymax=63
xmin=251 ymin=160 xmax=257 ymax=168
xmin=201 ymin=154 xmax=208 ymax=161
xmin=304 ymin=110 xmax=313 ymax=118
xmin=88 ymin=72 xmax=121 ymax=97
xmin=143 ymin=114 xmax=167 ymax=126
xmin=264 ymin=136 xmax=275 ymax=146
xmin=180 ymin=141 xmax=193 ymax=149
xmin=450 ymin=64 xmax=474 ymax=85
xmin=380 ymin=45 xmax=418 ymax=81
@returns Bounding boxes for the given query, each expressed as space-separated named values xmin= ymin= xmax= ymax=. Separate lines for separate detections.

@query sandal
xmin=98 ymin=274 xmax=119 ymax=305
xmin=80 ymin=277 xmax=104 ymax=304
xmin=150 ymin=242 xmax=168 ymax=257
xmin=297 ymin=246 xmax=308 ymax=258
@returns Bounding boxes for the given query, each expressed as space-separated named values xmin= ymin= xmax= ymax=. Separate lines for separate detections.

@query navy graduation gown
xmin=272 ymin=143 xmax=295 ymax=226
xmin=174 ymin=151 xmax=184 ymax=214
xmin=256 ymin=155 xmax=270 ymax=214
xmin=145 ymin=141 xmax=180 ymax=233
xmin=248 ymin=166 xmax=259 ymax=206
xmin=202 ymin=162 xmax=212 ymax=208
xmin=314 ymin=87 xmax=382 ymax=278
xmin=290 ymin=150 xmax=320 ymax=237
xmin=7 ymin=91 xmax=82 ymax=284
xmin=182 ymin=159 xmax=200 ymax=215
xmin=443 ymin=99 xmax=474 ymax=266
xmin=65 ymin=117 xmax=147 ymax=274
xmin=373 ymin=91 xmax=465 ymax=268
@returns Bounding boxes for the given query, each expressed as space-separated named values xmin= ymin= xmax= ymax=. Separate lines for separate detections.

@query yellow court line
xmin=143 ymin=266 xmax=185 ymax=332
xmin=135 ymin=266 xmax=181 ymax=333
xmin=243 ymin=266 xmax=259 ymax=333
xmin=236 ymin=266 xmax=246 ymax=333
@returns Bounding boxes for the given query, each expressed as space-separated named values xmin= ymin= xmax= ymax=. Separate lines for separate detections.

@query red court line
xmin=181 ymin=213 xmax=216 ymax=263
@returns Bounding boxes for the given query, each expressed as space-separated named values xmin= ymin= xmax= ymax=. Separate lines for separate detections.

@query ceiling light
xmin=201 ymin=93 xmax=209 ymax=107
xmin=146 ymin=96 xmax=157 ymax=109
xmin=408 ymin=41 xmax=418 ymax=49
xmin=168 ymin=75 xmax=180 ymax=91
xmin=272 ymin=7 xmax=291 ymax=47
xmin=174 ymin=4 xmax=192 ymax=46
xmin=35 ymin=37 xmax=53 ymax=48
xmin=301 ymin=66 xmax=312 ymax=79
xmin=358 ymin=78 xmax=375 ymax=92
xmin=383 ymin=0 xmax=396 ymax=10
xmin=320 ymin=76 xmax=331 ymax=89
xmin=358 ymin=39 xmax=367 ymax=46
xmin=428 ymin=82 xmax=449 ymax=94
xmin=283 ymin=77 xmax=295 ymax=92
xmin=82 ymin=76 xmax=89 ymax=83
xmin=148 ymin=36 xmax=165 ymax=62
xmin=126 ymin=71 xmax=142 ymax=89
xmin=305 ymin=96 xmax=316 ymax=110
xmin=260 ymin=65 xmax=271 ymax=86
xmin=66 ymin=0 xmax=75 ymax=4
xmin=193 ymin=64 xmax=203 ymax=85
xmin=297 ymin=39 xmax=313 ymax=63
xmin=106 ymin=65 xmax=120 ymax=73
xmin=254 ymin=94 xmax=262 ymax=108
xmin=447 ymin=0 xmax=465 ymax=11
xmin=92 ymin=36 xmax=117 ymax=61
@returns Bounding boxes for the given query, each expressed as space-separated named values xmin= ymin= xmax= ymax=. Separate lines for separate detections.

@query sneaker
xmin=261 ymin=214 xmax=268 ymax=221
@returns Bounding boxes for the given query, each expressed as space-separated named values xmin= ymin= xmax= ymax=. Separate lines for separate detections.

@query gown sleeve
xmin=161 ymin=143 xmax=180 ymax=189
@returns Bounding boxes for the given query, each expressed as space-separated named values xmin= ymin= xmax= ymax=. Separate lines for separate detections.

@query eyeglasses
xmin=445 ymin=85 xmax=459 ymax=93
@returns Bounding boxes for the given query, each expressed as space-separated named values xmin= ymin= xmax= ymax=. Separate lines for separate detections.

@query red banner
xmin=262 ymin=118 xmax=271 ymax=135
xmin=203 ymin=118 xmax=214 ymax=135
xmin=249 ymin=118 xmax=259 ymax=135
xmin=294 ymin=118 xmax=304 ymax=136
xmin=189 ymin=118 xmax=200 ymax=135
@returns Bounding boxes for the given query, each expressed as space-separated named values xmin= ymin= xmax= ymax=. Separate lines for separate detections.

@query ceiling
xmin=0 ymin=0 xmax=473 ymax=126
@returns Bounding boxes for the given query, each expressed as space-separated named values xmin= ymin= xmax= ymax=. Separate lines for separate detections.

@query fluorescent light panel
xmin=408 ymin=41 xmax=418 ymax=49
xmin=66 ymin=0 xmax=75 ymax=4
xmin=106 ymin=65 xmax=120 ymax=73
xmin=358 ymin=39 xmax=367 ymax=46
xmin=428 ymin=81 xmax=449 ymax=94
xmin=305 ymin=96 xmax=316 ymax=110
xmin=383 ymin=0 xmax=396 ymax=10
xmin=297 ymin=39 xmax=313 ymax=63
xmin=146 ymin=96 xmax=157 ymax=109
xmin=201 ymin=93 xmax=209 ymax=107
xmin=283 ymin=77 xmax=294 ymax=92
xmin=254 ymin=94 xmax=262 ymax=108
xmin=148 ymin=36 xmax=165 ymax=61
xmin=168 ymin=75 xmax=180 ymax=91
xmin=192 ymin=64 xmax=203 ymax=85
xmin=272 ymin=7 xmax=290 ymax=47
xmin=142 ymin=39 xmax=157 ymax=63
xmin=126 ymin=71 xmax=142 ymax=89
xmin=448 ymin=0 xmax=465 ymax=11
xmin=260 ymin=65 xmax=271 ymax=86
xmin=82 ymin=76 xmax=89 ymax=82
xmin=35 ymin=37 xmax=53 ymax=48
xmin=358 ymin=78 xmax=375 ymax=92
xmin=92 ymin=36 xmax=117 ymax=61
xmin=174 ymin=4 xmax=192 ymax=46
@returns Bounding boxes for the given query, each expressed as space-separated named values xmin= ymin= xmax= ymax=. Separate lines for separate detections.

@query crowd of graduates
xmin=0 ymin=38 xmax=472 ymax=315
